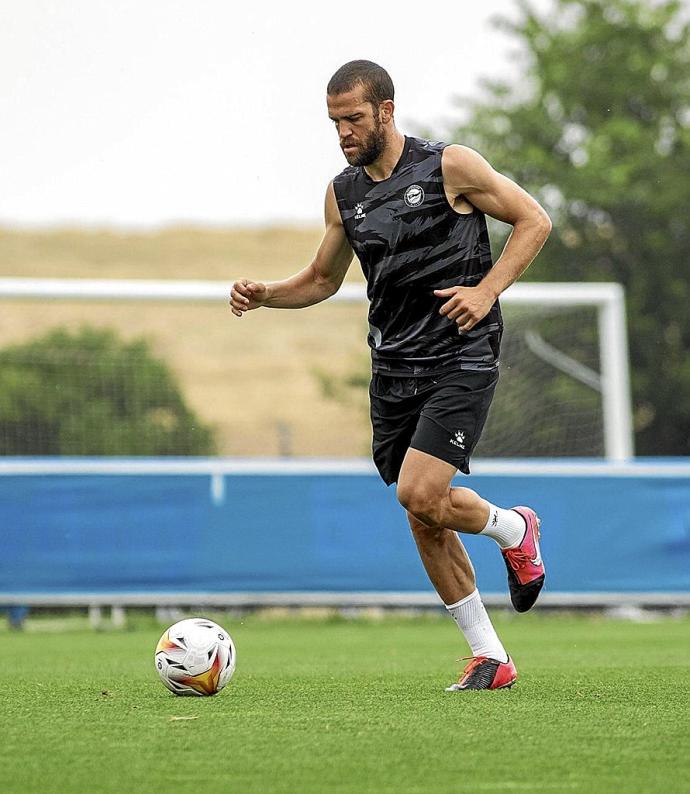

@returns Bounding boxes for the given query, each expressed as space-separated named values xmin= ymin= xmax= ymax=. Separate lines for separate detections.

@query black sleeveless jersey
xmin=333 ymin=135 xmax=502 ymax=376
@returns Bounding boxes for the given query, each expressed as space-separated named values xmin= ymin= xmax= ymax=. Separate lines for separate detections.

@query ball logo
xmin=404 ymin=184 xmax=425 ymax=208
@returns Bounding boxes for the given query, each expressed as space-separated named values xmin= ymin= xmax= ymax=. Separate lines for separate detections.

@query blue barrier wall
xmin=2 ymin=459 xmax=689 ymax=596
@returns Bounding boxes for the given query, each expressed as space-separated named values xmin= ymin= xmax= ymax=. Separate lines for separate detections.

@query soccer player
xmin=230 ymin=60 xmax=550 ymax=691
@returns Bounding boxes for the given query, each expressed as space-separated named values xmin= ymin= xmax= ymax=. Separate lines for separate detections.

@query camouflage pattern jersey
xmin=333 ymin=135 xmax=503 ymax=377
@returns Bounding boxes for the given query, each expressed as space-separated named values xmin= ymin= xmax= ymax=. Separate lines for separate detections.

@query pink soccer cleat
xmin=445 ymin=655 xmax=518 ymax=691
xmin=501 ymin=506 xmax=545 ymax=612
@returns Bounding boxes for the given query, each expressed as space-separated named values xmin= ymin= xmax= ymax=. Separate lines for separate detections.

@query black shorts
xmin=369 ymin=368 xmax=498 ymax=486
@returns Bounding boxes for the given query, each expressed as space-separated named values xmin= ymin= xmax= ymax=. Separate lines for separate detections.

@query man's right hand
xmin=229 ymin=279 xmax=269 ymax=317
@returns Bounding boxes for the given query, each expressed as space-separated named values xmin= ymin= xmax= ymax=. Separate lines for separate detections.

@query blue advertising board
xmin=1 ymin=459 xmax=689 ymax=597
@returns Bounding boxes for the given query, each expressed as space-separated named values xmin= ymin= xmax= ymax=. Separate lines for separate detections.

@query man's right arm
xmin=229 ymin=182 xmax=353 ymax=317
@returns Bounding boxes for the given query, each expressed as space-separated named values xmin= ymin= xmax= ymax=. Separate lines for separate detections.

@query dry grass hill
xmin=0 ymin=226 xmax=372 ymax=457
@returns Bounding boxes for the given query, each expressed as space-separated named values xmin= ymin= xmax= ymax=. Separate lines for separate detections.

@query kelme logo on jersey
xmin=354 ymin=202 xmax=366 ymax=220
xmin=404 ymin=184 xmax=425 ymax=208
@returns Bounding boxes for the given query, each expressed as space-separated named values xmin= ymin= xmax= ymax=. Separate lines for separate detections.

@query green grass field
xmin=2 ymin=613 xmax=689 ymax=793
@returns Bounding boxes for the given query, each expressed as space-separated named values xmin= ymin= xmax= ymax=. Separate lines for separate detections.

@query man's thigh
xmin=397 ymin=447 xmax=458 ymax=504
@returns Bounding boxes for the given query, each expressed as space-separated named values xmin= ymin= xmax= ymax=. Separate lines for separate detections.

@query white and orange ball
xmin=155 ymin=617 xmax=236 ymax=696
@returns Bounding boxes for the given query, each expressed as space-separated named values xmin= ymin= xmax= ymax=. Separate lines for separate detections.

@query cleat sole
xmin=507 ymin=571 xmax=545 ymax=612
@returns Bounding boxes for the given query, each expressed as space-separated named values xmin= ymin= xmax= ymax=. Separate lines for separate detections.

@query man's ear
xmin=379 ymin=99 xmax=395 ymax=124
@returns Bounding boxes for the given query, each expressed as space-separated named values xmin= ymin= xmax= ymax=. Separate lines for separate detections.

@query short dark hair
xmin=327 ymin=60 xmax=394 ymax=107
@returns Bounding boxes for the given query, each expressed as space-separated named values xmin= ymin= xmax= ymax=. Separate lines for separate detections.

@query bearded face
xmin=327 ymin=88 xmax=389 ymax=168
xmin=341 ymin=116 xmax=386 ymax=166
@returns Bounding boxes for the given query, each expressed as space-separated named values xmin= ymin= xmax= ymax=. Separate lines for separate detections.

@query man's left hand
xmin=433 ymin=284 xmax=496 ymax=332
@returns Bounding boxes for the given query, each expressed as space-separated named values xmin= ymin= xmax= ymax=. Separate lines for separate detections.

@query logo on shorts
xmin=449 ymin=429 xmax=466 ymax=449
xmin=404 ymin=184 xmax=425 ymax=208
xmin=354 ymin=202 xmax=366 ymax=220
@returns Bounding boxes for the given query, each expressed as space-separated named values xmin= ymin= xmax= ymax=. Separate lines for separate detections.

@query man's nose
xmin=339 ymin=122 xmax=353 ymax=140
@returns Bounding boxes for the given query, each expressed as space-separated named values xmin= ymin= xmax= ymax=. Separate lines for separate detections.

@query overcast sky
xmin=1 ymin=0 xmax=552 ymax=228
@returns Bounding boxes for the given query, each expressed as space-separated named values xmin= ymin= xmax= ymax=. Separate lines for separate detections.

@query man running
xmin=230 ymin=60 xmax=551 ymax=691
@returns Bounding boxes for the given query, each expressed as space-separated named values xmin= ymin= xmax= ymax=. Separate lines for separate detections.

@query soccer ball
xmin=154 ymin=617 xmax=236 ymax=696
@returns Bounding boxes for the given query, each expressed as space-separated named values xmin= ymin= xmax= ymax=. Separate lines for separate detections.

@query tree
xmin=445 ymin=0 xmax=690 ymax=455
xmin=0 ymin=327 xmax=216 ymax=455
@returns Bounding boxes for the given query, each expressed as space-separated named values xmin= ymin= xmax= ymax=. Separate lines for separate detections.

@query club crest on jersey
xmin=354 ymin=202 xmax=366 ymax=220
xmin=404 ymin=184 xmax=425 ymax=208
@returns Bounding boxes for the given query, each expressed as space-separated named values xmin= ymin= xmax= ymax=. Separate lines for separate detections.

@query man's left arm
xmin=435 ymin=144 xmax=552 ymax=332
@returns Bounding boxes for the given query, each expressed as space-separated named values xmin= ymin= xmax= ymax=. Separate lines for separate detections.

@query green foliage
xmin=0 ymin=327 xmax=215 ymax=455
xmin=446 ymin=0 xmax=690 ymax=454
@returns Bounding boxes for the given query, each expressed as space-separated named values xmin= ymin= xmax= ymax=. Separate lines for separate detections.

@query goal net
xmin=0 ymin=279 xmax=632 ymax=460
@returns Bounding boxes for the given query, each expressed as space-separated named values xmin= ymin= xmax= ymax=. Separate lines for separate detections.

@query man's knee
xmin=397 ymin=482 xmax=445 ymax=527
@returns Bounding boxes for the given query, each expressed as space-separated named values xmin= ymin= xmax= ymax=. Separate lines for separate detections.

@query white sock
xmin=446 ymin=589 xmax=508 ymax=663
xmin=479 ymin=503 xmax=526 ymax=549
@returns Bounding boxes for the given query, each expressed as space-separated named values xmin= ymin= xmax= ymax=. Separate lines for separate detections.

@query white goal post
xmin=0 ymin=278 xmax=634 ymax=460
